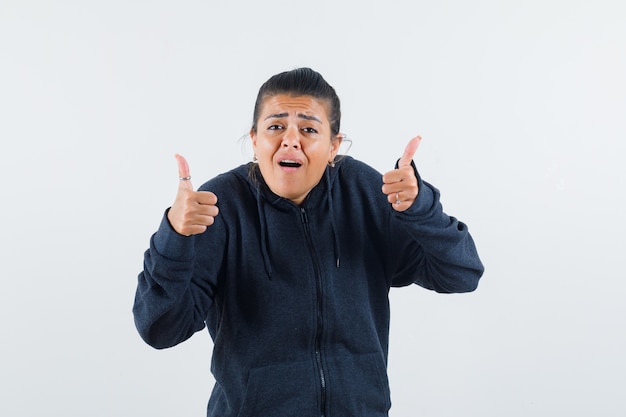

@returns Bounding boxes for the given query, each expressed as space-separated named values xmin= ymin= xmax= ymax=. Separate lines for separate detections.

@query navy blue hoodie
xmin=133 ymin=156 xmax=484 ymax=417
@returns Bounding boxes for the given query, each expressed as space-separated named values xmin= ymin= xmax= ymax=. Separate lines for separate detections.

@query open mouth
xmin=278 ymin=159 xmax=302 ymax=168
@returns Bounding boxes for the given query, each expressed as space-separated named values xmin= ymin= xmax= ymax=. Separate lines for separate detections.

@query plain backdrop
xmin=1 ymin=1 xmax=625 ymax=416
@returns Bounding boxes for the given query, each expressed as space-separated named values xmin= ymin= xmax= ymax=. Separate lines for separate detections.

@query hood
xmin=233 ymin=158 xmax=345 ymax=279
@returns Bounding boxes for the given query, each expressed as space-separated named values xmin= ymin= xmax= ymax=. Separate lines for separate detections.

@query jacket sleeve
xmin=389 ymin=163 xmax=484 ymax=292
xmin=132 ymin=210 xmax=220 ymax=349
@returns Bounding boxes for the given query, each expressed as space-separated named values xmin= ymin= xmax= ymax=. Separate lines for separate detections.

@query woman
xmin=133 ymin=67 xmax=484 ymax=417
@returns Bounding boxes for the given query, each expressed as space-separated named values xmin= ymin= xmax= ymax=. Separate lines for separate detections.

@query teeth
xmin=279 ymin=160 xmax=301 ymax=167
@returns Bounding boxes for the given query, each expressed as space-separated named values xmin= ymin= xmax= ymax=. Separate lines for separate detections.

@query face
xmin=251 ymin=94 xmax=342 ymax=205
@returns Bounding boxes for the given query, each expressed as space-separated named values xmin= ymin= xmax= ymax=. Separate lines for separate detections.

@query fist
xmin=381 ymin=136 xmax=421 ymax=212
xmin=167 ymin=154 xmax=219 ymax=235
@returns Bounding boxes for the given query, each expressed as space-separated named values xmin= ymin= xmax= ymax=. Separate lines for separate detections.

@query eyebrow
xmin=264 ymin=112 xmax=322 ymax=123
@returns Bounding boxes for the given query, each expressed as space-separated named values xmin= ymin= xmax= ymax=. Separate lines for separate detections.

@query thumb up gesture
xmin=382 ymin=136 xmax=421 ymax=212
xmin=167 ymin=154 xmax=219 ymax=236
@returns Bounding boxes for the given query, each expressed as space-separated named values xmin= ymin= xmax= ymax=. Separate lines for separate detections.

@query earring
xmin=253 ymin=154 xmax=257 ymax=162
xmin=328 ymin=160 xmax=335 ymax=168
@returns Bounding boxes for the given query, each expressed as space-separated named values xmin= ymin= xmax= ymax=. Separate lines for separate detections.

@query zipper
xmin=300 ymin=207 xmax=327 ymax=417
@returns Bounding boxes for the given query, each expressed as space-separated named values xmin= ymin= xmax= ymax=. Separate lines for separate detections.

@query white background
xmin=1 ymin=1 xmax=625 ymax=416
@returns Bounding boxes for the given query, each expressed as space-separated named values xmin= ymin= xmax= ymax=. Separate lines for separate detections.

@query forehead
xmin=259 ymin=94 xmax=330 ymax=120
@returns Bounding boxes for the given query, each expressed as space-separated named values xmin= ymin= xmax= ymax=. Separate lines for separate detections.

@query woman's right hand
xmin=167 ymin=154 xmax=219 ymax=236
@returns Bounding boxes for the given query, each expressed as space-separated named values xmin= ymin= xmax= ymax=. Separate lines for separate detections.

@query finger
xmin=392 ymin=200 xmax=410 ymax=212
xmin=175 ymin=153 xmax=193 ymax=190
xmin=397 ymin=135 xmax=422 ymax=168
xmin=381 ymin=180 xmax=402 ymax=195
xmin=381 ymin=167 xmax=408 ymax=186
xmin=196 ymin=191 xmax=218 ymax=206
xmin=188 ymin=210 xmax=219 ymax=227
xmin=388 ymin=191 xmax=401 ymax=205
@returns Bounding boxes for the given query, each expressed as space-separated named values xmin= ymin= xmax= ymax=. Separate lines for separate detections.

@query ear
xmin=250 ymin=128 xmax=257 ymax=147
xmin=330 ymin=133 xmax=343 ymax=158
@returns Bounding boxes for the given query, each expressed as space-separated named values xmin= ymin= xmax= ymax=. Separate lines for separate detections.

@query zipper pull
xmin=300 ymin=207 xmax=308 ymax=224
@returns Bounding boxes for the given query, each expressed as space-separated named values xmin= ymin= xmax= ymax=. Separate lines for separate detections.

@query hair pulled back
xmin=251 ymin=67 xmax=341 ymax=136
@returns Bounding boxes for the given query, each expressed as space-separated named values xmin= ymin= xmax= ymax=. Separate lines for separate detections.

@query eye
xmin=268 ymin=124 xmax=283 ymax=131
xmin=302 ymin=127 xmax=318 ymax=134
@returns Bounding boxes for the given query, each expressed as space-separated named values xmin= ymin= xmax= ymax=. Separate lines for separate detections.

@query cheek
xmin=254 ymin=137 xmax=277 ymax=154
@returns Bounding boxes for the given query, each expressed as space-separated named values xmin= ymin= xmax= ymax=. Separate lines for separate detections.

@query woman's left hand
xmin=381 ymin=136 xmax=421 ymax=212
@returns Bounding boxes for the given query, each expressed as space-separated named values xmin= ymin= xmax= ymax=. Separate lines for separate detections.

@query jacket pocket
xmin=326 ymin=352 xmax=391 ymax=416
xmin=236 ymin=360 xmax=319 ymax=417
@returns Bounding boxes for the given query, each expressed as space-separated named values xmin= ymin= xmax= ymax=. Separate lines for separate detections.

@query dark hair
xmin=251 ymin=67 xmax=341 ymax=136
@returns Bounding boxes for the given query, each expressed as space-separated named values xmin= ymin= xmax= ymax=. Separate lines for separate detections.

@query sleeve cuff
xmin=394 ymin=159 xmax=435 ymax=217
xmin=152 ymin=208 xmax=196 ymax=260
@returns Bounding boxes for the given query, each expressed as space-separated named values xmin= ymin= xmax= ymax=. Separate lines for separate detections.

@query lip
xmin=276 ymin=154 xmax=304 ymax=170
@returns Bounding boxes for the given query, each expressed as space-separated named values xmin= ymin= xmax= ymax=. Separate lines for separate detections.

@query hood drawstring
xmin=256 ymin=187 xmax=273 ymax=280
xmin=325 ymin=168 xmax=341 ymax=268
xmin=254 ymin=166 xmax=341 ymax=280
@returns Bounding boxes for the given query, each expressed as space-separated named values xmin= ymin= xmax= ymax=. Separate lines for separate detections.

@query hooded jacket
xmin=133 ymin=156 xmax=484 ymax=417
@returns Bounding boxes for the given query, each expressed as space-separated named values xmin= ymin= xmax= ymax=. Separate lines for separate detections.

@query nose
xmin=281 ymin=127 xmax=301 ymax=149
